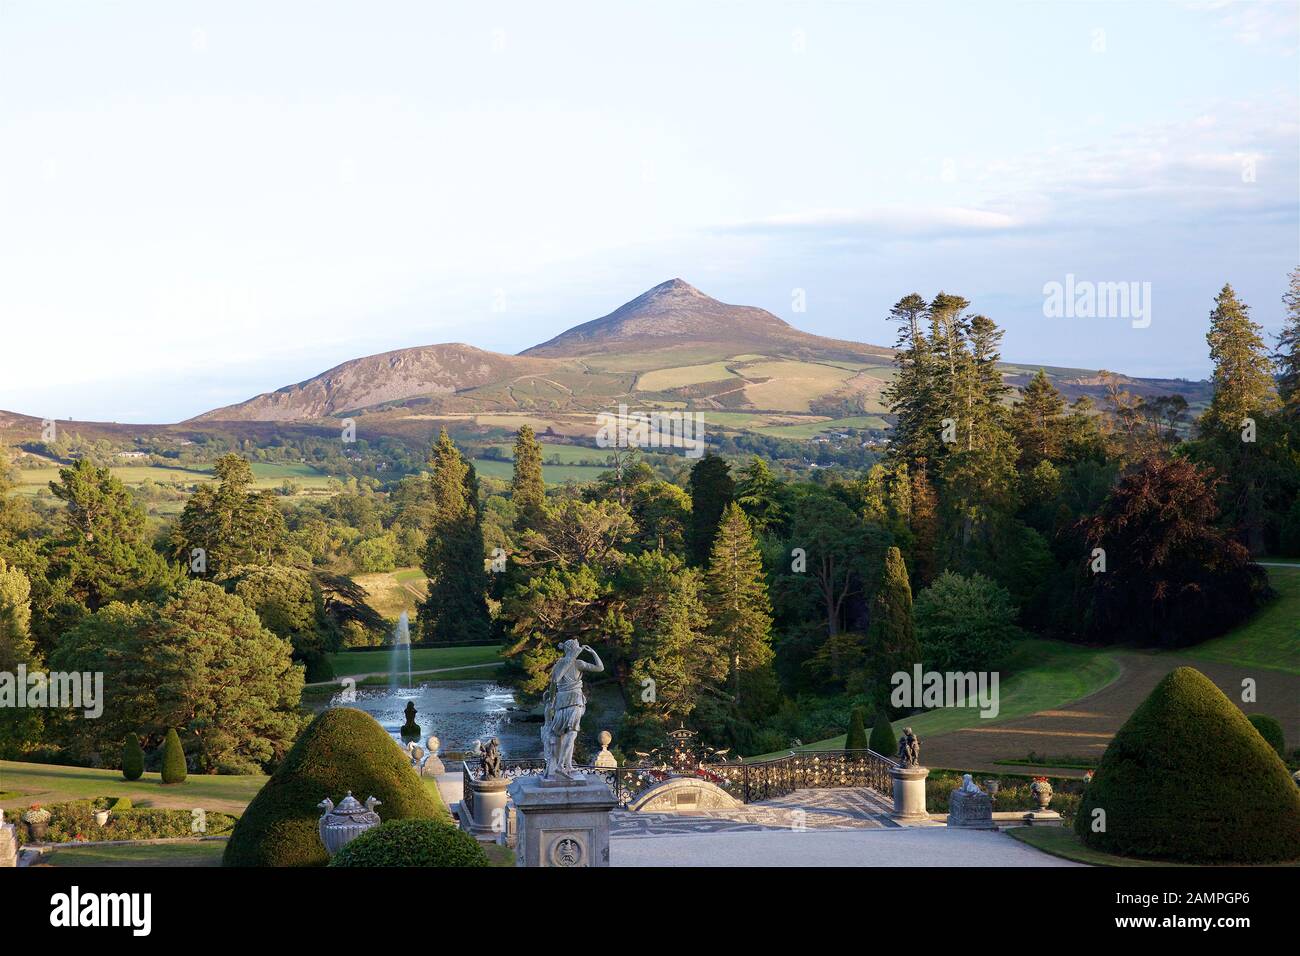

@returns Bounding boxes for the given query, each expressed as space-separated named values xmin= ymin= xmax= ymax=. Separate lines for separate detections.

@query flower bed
xmin=925 ymin=770 xmax=1084 ymax=823
xmin=28 ymin=798 xmax=237 ymax=844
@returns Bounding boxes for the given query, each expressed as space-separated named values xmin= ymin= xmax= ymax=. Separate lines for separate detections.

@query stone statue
xmin=958 ymin=773 xmax=982 ymax=794
xmin=541 ymin=639 xmax=604 ymax=780
xmin=897 ymin=727 xmax=921 ymax=768
xmin=480 ymin=737 xmax=503 ymax=780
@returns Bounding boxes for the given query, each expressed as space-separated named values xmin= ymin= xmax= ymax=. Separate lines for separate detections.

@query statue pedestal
xmin=420 ymin=756 xmax=446 ymax=777
xmin=0 ymin=816 xmax=17 ymax=868
xmin=947 ymin=788 xmax=995 ymax=829
xmin=508 ymin=775 xmax=617 ymax=867
xmin=464 ymin=777 xmax=512 ymax=841
xmin=889 ymin=765 xmax=930 ymax=823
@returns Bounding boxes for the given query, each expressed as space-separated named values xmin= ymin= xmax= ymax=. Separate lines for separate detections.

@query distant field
xmin=354 ymin=567 xmax=428 ymax=619
xmin=485 ymin=442 xmax=613 ymax=465
xmin=738 ymin=360 xmax=859 ymax=412
xmin=472 ymin=457 xmax=609 ymax=485
xmin=637 ymin=362 xmax=739 ymax=391
xmin=12 ymin=460 xmax=332 ymax=498
xmin=756 ymin=414 xmax=889 ymax=438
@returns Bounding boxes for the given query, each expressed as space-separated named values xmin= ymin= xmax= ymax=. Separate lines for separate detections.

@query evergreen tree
xmin=510 ymin=425 xmax=546 ymax=532
xmin=418 ymin=431 xmax=491 ymax=643
xmin=686 ymin=453 xmax=734 ymax=566
xmin=844 ymin=706 xmax=868 ymax=750
xmin=869 ymin=710 xmax=898 ymax=756
xmin=883 ymin=293 xmax=942 ymax=466
xmin=733 ymin=455 xmax=784 ymax=536
xmin=1203 ymin=284 xmax=1275 ymax=434
xmin=867 ymin=547 xmax=920 ymax=689
xmin=49 ymin=458 xmax=173 ymax=611
xmin=122 ymin=733 xmax=144 ymax=780
xmin=176 ymin=454 xmax=288 ymax=575
xmin=1011 ymin=369 xmax=1067 ymax=468
xmin=1276 ymin=266 xmax=1300 ymax=423
xmin=703 ymin=503 xmax=775 ymax=707
xmin=161 ymin=727 xmax=187 ymax=784
xmin=0 ymin=556 xmax=41 ymax=755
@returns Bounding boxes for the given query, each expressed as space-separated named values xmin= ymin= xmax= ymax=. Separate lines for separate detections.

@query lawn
xmin=42 ymin=840 xmax=227 ymax=867
xmin=750 ymin=639 xmax=1123 ymax=759
xmin=326 ymin=644 xmax=504 ymax=678
xmin=1184 ymin=566 xmax=1300 ymax=674
xmin=1 ymin=761 xmax=267 ymax=816
xmin=1007 ymin=826 xmax=1200 ymax=867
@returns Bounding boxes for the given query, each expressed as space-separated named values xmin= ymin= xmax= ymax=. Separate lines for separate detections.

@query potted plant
xmin=21 ymin=804 xmax=51 ymax=842
xmin=1030 ymin=776 xmax=1053 ymax=810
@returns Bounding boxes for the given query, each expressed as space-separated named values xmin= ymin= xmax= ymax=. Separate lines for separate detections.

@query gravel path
xmin=922 ymin=652 xmax=1300 ymax=776
xmin=610 ymin=826 xmax=1081 ymax=867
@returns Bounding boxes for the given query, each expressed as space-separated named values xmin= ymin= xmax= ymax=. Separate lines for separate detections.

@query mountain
xmin=523 ymin=278 xmax=888 ymax=360
xmin=193 ymin=343 xmax=556 ymax=422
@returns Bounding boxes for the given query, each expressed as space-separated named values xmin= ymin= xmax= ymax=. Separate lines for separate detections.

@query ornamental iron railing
xmin=462 ymin=742 xmax=896 ymax=810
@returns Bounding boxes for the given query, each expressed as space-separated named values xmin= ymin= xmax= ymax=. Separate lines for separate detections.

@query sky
xmin=1 ymin=0 xmax=1297 ymax=423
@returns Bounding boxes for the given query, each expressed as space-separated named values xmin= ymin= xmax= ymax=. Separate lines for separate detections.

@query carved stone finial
xmin=593 ymin=729 xmax=617 ymax=769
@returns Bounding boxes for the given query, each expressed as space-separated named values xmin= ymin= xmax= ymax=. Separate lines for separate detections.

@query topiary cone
xmin=844 ymin=707 xmax=869 ymax=751
xmin=160 ymin=728 xmax=187 ymax=785
xmin=122 ymin=733 xmax=144 ymax=781
xmin=223 ymin=707 xmax=443 ymax=867
xmin=869 ymin=711 xmax=898 ymax=758
xmin=1076 ymin=666 xmax=1300 ymax=863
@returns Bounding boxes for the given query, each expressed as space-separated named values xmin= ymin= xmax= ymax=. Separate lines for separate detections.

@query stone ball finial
xmin=598 ymin=730 xmax=612 ymax=748
xmin=427 ymin=735 xmax=440 ymax=754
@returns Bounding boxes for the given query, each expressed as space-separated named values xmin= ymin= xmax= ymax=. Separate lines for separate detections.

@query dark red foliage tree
xmin=1079 ymin=456 xmax=1269 ymax=648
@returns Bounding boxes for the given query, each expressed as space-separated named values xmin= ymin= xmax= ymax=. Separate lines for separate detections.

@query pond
xmin=317 ymin=680 xmax=542 ymax=759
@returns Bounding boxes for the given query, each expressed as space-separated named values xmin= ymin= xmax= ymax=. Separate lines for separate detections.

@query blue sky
xmin=1 ymin=0 xmax=1297 ymax=422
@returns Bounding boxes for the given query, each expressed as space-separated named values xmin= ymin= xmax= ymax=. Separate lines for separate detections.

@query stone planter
xmin=94 ymin=809 xmax=111 ymax=828
xmin=25 ymin=820 xmax=48 ymax=843
xmin=317 ymin=792 xmax=382 ymax=858
xmin=1031 ymin=778 xmax=1053 ymax=810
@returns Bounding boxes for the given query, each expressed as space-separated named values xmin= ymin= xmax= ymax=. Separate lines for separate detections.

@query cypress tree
xmin=844 ymin=707 xmax=868 ymax=751
xmin=160 ymin=728 xmax=187 ymax=785
xmin=869 ymin=711 xmax=898 ymax=757
xmin=510 ymin=425 xmax=546 ymax=532
xmin=868 ymin=547 xmax=920 ymax=687
xmin=122 ymin=733 xmax=144 ymax=781
xmin=703 ymin=503 xmax=774 ymax=706
xmin=418 ymin=431 xmax=491 ymax=643
xmin=686 ymin=454 xmax=734 ymax=566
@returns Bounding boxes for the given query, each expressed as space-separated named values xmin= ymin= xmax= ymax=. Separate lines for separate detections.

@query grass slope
xmin=0 ymin=761 xmax=266 ymax=816
xmin=326 ymin=644 xmax=503 ymax=678
xmin=1184 ymin=566 xmax=1300 ymax=674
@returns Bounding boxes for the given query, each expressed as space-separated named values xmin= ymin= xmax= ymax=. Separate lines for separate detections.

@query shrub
xmin=1247 ymin=714 xmax=1286 ymax=759
xmin=914 ymin=571 xmax=1021 ymax=672
xmin=304 ymin=653 xmax=335 ymax=684
xmin=223 ymin=706 xmax=443 ymax=867
xmin=46 ymin=800 xmax=235 ymax=843
xmin=844 ymin=707 xmax=868 ymax=751
xmin=329 ymin=819 xmax=487 ymax=867
xmin=1076 ymin=667 xmax=1300 ymax=863
xmin=869 ymin=711 xmax=897 ymax=758
xmin=160 ymin=729 xmax=186 ymax=785
xmin=121 ymin=733 xmax=143 ymax=781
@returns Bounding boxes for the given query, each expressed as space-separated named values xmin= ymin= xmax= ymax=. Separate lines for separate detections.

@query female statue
xmin=541 ymin=639 xmax=604 ymax=780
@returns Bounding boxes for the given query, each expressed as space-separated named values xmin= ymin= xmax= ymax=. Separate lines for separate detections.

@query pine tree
xmin=703 ymin=503 xmax=774 ymax=706
xmin=1276 ymin=266 xmax=1300 ymax=422
xmin=868 ymin=547 xmax=920 ymax=690
xmin=733 ymin=455 xmax=784 ymax=536
xmin=122 ymin=733 xmax=144 ymax=781
xmin=908 ymin=461 xmax=939 ymax=586
xmin=686 ymin=454 xmax=734 ymax=566
xmin=1011 ymin=369 xmax=1067 ymax=468
xmin=418 ymin=430 xmax=491 ymax=643
xmin=883 ymin=293 xmax=942 ymax=466
xmin=161 ymin=728 xmax=187 ymax=784
xmin=510 ymin=425 xmax=546 ymax=532
xmin=1203 ymin=284 xmax=1276 ymax=435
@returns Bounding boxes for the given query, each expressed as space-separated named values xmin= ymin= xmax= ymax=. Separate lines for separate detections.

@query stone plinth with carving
xmin=0 ymin=810 xmax=16 ymax=868
xmin=509 ymin=775 xmax=617 ymax=867
xmin=947 ymin=774 xmax=995 ymax=829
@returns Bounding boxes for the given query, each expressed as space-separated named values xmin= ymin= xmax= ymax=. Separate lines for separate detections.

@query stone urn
xmin=317 ymin=792 xmax=382 ymax=857
xmin=94 ymin=808 xmax=111 ymax=828
xmin=1030 ymin=777 xmax=1053 ymax=810
xmin=21 ymin=805 xmax=50 ymax=843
